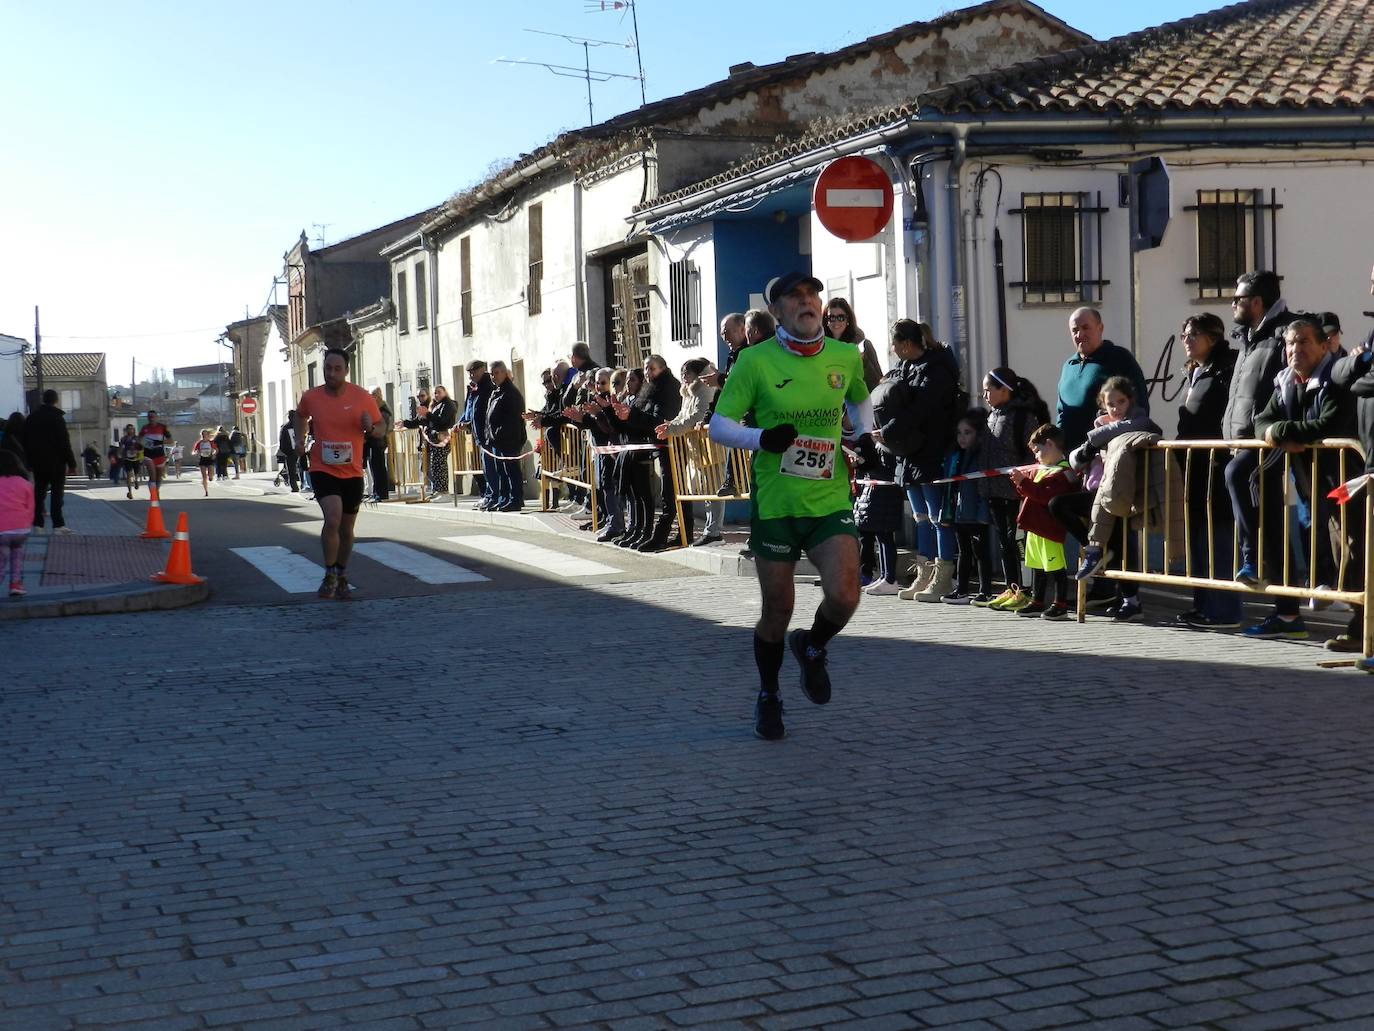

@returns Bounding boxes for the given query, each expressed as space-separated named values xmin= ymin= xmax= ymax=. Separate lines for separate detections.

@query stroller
xmin=272 ymin=449 xmax=294 ymax=488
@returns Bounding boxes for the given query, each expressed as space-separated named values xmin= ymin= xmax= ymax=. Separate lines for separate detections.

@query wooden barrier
xmin=385 ymin=429 xmax=427 ymax=500
xmin=665 ymin=427 xmax=752 ymax=549
xmin=538 ymin=424 xmax=600 ymax=530
xmin=1073 ymin=437 xmax=1373 ymax=658
xmin=446 ymin=426 xmax=484 ymax=502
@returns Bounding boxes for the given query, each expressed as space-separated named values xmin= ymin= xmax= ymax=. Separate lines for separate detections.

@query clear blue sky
xmin=1 ymin=0 xmax=1205 ymax=385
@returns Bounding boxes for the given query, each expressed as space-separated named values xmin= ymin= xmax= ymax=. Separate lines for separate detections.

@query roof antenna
xmin=585 ymin=0 xmax=646 ymax=106
xmin=498 ymin=28 xmax=640 ymax=125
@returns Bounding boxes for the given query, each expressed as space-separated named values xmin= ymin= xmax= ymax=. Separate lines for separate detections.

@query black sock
xmin=808 ymin=608 xmax=845 ymax=651
xmin=754 ymin=633 xmax=784 ymax=694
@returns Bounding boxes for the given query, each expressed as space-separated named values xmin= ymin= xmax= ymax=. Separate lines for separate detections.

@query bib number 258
xmin=779 ymin=436 xmax=835 ymax=480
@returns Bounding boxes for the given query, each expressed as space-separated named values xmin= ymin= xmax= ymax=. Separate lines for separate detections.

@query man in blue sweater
xmin=1056 ymin=307 xmax=1150 ymax=452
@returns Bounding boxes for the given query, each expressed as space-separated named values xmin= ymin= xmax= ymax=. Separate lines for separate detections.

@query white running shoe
xmin=865 ymin=579 xmax=900 ymax=596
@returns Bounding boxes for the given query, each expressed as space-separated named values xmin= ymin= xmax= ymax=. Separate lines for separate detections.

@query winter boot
xmin=915 ymin=559 xmax=956 ymax=602
xmin=897 ymin=556 xmax=934 ymax=601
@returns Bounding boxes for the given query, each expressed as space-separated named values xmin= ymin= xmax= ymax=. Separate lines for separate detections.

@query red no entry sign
xmin=813 ymin=156 xmax=895 ymax=242
xmin=239 ymin=396 xmax=258 ymax=415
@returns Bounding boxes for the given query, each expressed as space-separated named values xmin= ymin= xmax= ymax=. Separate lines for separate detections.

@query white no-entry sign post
xmin=813 ymin=156 xmax=895 ymax=242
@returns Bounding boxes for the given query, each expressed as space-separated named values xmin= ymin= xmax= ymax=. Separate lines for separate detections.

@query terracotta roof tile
xmin=925 ymin=0 xmax=1374 ymax=113
xmin=643 ymin=0 xmax=1373 ymax=214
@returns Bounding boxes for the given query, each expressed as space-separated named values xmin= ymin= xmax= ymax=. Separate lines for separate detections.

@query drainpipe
xmin=573 ymin=178 xmax=587 ymax=343
xmin=948 ymin=124 xmax=972 ymax=383
xmin=423 ymin=233 xmax=440 ymax=386
xmin=878 ymin=147 xmax=911 ymax=330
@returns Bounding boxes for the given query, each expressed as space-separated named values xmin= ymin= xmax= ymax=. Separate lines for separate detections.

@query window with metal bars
xmin=414 ymin=260 xmax=428 ymax=330
xmin=1009 ymin=192 xmax=1109 ymax=305
xmin=668 ymin=259 xmax=700 ymax=347
xmin=397 ymin=270 xmax=409 ymax=334
xmin=527 ymin=204 xmax=543 ymax=316
xmin=460 ymin=237 xmax=473 ymax=337
xmin=1184 ymin=189 xmax=1282 ymax=299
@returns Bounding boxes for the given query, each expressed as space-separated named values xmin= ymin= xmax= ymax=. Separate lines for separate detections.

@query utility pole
xmin=33 ymin=306 xmax=43 ymax=401
xmin=131 ymin=357 xmax=136 ymax=414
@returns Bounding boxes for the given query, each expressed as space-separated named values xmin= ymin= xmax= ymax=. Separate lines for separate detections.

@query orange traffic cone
xmin=152 ymin=512 xmax=205 ymax=584
xmin=141 ymin=483 xmax=171 ymax=539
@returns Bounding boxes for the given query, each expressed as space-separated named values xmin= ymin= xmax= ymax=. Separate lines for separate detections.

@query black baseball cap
xmin=764 ymin=272 xmax=823 ymax=304
xmin=1320 ymin=311 xmax=1342 ymax=334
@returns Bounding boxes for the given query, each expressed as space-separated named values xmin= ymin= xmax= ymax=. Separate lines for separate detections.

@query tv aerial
xmin=497 ymin=2 xmax=646 ymax=125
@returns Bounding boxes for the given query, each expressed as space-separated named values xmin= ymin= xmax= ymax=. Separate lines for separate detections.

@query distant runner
xmin=117 ymin=423 xmax=143 ymax=499
xmin=293 ymin=348 xmax=383 ymax=600
xmin=708 ymin=271 xmax=872 ymax=740
xmin=138 ymin=410 xmax=173 ymax=491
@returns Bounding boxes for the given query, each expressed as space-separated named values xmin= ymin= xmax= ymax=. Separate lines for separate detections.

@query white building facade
xmin=638 ymin=0 xmax=1374 ymax=434
xmin=355 ymin=0 xmax=1085 ymax=405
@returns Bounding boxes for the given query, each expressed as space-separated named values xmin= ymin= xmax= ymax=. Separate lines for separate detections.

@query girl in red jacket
xmin=1006 ymin=424 xmax=1078 ymax=619
xmin=0 ymin=450 xmax=35 ymax=597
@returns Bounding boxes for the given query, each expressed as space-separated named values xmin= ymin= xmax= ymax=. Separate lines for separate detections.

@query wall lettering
xmin=1145 ymin=333 xmax=1185 ymax=404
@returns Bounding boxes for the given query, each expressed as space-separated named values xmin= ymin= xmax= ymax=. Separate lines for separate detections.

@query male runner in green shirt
xmin=710 ymin=271 xmax=873 ymax=740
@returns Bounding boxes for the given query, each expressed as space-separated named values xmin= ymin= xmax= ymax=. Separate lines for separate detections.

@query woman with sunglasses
xmin=823 ymin=297 xmax=884 ymax=391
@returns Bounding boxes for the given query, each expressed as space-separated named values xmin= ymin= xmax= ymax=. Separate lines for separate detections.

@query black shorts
xmin=198 ymin=457 xmax=214 ymax=468
xmin=310 ymin=472 xmax=365 ymax=514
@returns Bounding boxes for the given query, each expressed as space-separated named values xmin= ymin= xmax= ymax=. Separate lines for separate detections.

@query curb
xmin=0 ymin=579 xmax=211 ymax=621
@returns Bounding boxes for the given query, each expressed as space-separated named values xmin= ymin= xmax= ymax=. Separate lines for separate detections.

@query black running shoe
xmin=754 ymin=691 xmax=784 ymax=740
xmin=788 ymin=628 xmax=831 ymax=705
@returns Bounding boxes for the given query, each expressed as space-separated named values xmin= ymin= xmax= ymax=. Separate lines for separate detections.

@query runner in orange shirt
xmin=293 ymin=348 xmax=383 ymax=600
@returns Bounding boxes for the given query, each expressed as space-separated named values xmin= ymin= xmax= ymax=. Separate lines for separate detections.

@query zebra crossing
xmin=230 ymin=537 xmax=625 ymax=594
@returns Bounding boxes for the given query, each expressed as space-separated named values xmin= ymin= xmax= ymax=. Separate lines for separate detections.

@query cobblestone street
xmin=5 ymin=575 xmax=1374 ymax=1029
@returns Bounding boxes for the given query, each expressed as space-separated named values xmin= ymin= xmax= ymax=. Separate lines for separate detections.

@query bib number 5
xmin=321 ymin=441 xmax=354 ymax=466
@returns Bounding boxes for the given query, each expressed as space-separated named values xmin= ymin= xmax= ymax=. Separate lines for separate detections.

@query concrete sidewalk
xmin=1 ymin=487 xmax=210 ymax=620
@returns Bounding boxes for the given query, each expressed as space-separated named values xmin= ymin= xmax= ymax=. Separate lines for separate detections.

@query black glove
xmin=759 ymin=423 xmax=798 ymax=453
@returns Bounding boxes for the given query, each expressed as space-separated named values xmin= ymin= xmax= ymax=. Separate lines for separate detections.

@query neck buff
xmin=776 ymin=323 xmax=825 ymax=357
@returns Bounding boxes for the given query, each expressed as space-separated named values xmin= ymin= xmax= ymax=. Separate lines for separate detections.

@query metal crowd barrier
xmin=1074 ymin=437 xmax=1373 ymax=658
xmin=385 ymin=429 xmax=427 ymax=500
xmin=538 ymin=424 xmax=600 ymax=529
xmin=448 ymin=426 xmax=484 ymax=496
xmin=665 ymin=427 xmax=753 ymax=549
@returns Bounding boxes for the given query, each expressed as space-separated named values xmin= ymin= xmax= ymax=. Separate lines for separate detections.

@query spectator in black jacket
xmin=872 ymin=320 xmax=960 ymax=601
xmin=620 ymin=355 xmax=683 ymax=551
xmin=21 ymin=390 xmax=77 ymax=533
xmin=0 ymin=412 xmax=27 ymax=471
xmin=562 ymin=367 xmax=626 ymax=542
xmin=606 ymin=368 xmax=656 ymax=548
xmin=1173 ymin=313 xmax=1241 ymax=629
xmin=368 ymin=387 xmax=393 ymax=501
xmin=704 ymin=313 xmax=755 ymax=500
xmin=1332 ymin=302 xmax=1374 ymax=657
xmin=1240 ymin=317 xmax=1355 ymax=641
xmin=427 ymin=385 xmax=458 ymax=495
xmin=484 ymin=361 xmax=527 ymax=511
xmin=278 ymin=413 xmax=300 ymax=492
xmin=1223 ymin=270 xmax=1300 ymax=584
xmin=462 ymin=361 xmax=496 ymax=510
